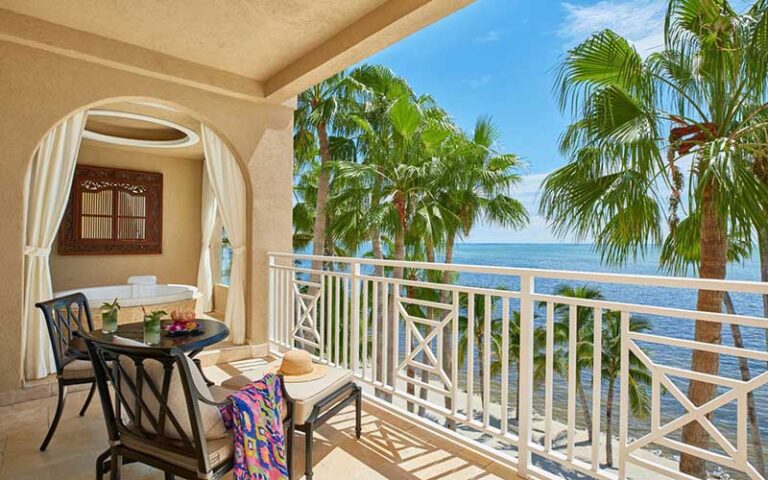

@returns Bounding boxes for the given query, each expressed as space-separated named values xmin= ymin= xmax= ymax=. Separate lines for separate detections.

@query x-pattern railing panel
xmin=395 ymin=300 xmax=454 ymax=394
xmin=622 ymin=318 xmax=768 ymax=480
xmin=291 ymin=281 xmax=322 ymax=350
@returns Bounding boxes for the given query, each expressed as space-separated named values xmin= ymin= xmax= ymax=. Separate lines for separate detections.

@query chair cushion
xmin=61 ymin=359 xmax=94 ymax=380
xmin=112 ymin=337 xmax=229 ymax=441
xmin=121 ymin=430 xmax=233 ymax=472
xmin=221 ymin=360 xmax=354 ymax=425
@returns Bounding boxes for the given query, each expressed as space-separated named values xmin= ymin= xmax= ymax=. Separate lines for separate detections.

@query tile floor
xmin=0 ymin=360 xmax=520 ymax=480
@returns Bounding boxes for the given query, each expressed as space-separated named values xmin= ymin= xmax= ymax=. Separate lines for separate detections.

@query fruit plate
xmin=163 ymin=321 xmax=203 ymax=337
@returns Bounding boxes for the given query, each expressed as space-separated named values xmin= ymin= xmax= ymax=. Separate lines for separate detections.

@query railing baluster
xmin=326 ymin=274 xmax=332 ymax=362
xmin=282 ymin=269 xmax=289 ymax=348
xmin=451 ymin=290 xmax=459 ymax=419
xmin=393 ymin=283 xmax=400 ymax=398
xmin=382 ymin=282 xmax=389 ymax=389
xmin=268 ymin=256 xmax=275 ymax=345
xmin=618 ymin=310 xmax=630 ymax=480
xmin=362 ymin=275 xmax=369 ymax=379
xmin=544 ymin=301 xmax=554 ymax=453
xmin=483 ymin=294 xmax=491 ymax=427
xmin=517 ymin=274 xmax=535 ymax=477
xmin=319 ymin=275 xmax=325 ymax=361
xmin=334 ymin=275 xmax=341 ymax=366
xmin=466 ymin=292 xmax=475 ymax=423
xmin=501 ymin=296 xmax=510 ymax=436
xmin=567 ymin=304 xmax=577 ymax=462
xmin=372 ymin=280 xmax=379 ymax=385
xmin=351 ymin=262 xmax=360 ymax=375
xmin=343 ymin=276 xmax=349 ymax=369
xmin=294 ymin=275 xmax=299 ymax=349
xmin=591 ymin=307 xmax=602 ymax=472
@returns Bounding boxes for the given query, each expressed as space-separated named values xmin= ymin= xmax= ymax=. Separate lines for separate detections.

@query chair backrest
xmin=35 ymin=293 xmax=94 ymax=374
xmin=85 ymin=337 xmax=221 ymax=475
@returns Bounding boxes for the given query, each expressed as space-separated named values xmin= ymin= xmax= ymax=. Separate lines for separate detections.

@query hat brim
xmin=266 ymin=360 xmax=329 ymax=383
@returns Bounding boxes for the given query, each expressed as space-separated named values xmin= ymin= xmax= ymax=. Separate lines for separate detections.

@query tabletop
xmin=82 ymin=318 xmax=229 ymax=354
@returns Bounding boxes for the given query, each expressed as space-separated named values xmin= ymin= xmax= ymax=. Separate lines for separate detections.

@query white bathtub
xmin=56 ymin=284 xmax=199 ymax=308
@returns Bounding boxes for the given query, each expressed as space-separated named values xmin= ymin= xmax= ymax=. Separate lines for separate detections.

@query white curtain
xmin=22 ymin=112 xmax=87 ymax=380
xmin=201 ymin=126 xmax=246 ymax=344
xmin=195 ymin=165 xmax=217 ymax=314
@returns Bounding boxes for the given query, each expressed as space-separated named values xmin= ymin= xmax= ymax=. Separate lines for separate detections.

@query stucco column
xmin=245 ymin=102 xmax=295 ymax=346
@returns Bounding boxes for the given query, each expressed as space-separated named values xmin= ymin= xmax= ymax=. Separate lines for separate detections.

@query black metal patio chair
xmin=85 ymin=336 xmax=295 ymax=480
xmin=35 ymin=293 xmax=97 ymax=451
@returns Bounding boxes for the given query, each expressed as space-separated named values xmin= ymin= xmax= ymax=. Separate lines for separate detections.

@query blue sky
xmin=363 ymin=0 xmax=673 ymax=243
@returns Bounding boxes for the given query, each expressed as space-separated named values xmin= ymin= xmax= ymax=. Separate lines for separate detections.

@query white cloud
xmin=466 ymin=75 xmax=492 ymax=88
xmin=559 ymin=0 xmax=666 ymax=55
xmin=474 ymin=30 xmax=501 ymax=44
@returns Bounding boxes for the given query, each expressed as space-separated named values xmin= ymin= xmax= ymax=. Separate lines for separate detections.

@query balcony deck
xmin=0 ymin=359 xmax=519 ymax=480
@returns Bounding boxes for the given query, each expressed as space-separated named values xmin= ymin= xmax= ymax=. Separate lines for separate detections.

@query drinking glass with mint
xmin=100 ymin=298 xmax=120 ymax=334
xmin=142 ymin=308 xmax=166 ymax=345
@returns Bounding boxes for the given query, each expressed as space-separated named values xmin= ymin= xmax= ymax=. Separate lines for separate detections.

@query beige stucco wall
xmin=0 ymin=41 xmax=294 ymax=394
xmin=50 ymin=143 xmax=203 ymax=292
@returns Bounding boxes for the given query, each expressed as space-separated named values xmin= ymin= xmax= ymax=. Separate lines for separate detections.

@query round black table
xmin=86 ymin=318 xmax=229 ymax=353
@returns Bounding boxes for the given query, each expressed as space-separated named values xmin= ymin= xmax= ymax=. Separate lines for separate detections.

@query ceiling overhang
xmin=0 ymin=1 xmax=473 ymax=104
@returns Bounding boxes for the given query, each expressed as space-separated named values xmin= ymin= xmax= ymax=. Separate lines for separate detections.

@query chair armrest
xmin=194 ymin=374 xmax=293 ymax=410
xmin=313 ymin=382 xmax=357 ymax=411
xmin=197 ymin=395 xmax=232 ymax=408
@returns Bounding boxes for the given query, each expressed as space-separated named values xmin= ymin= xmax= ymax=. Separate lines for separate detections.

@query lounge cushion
xmin=222 ymin=360 xmax=354 ymax=425
xmin=61 ymin=359 xmax=94 ymax=380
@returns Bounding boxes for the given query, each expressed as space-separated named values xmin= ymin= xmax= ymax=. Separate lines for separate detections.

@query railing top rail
xmin=268 ymin=251 xmax=768 ymax=295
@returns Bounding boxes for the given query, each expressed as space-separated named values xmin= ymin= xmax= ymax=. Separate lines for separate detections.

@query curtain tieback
xmin=232 ymin=246 xmax=246 ymax=255
xmin=24 ymin=246 xmax=51 ymax=257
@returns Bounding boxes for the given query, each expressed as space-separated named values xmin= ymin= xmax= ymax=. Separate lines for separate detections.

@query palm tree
xmin=295 ymin=72 xmax=356 ymax=264
xmin=551 ymin=285 xmax=605 ymax=443
xmin=437 ymin=116 xmax=529 ymax=422
xmin=333 ymin=65 xmax=454 ymax=400
xmin=591 ymin=311 xmax=652 ymax=468
xmin=541 ymin=2 xmax=768 ymax=475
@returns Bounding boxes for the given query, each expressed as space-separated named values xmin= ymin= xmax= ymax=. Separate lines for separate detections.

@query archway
xmin=22 ymin=98 xmax=250 ymax=381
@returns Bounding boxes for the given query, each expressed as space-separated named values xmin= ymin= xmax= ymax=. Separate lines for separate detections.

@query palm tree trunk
xmin=724 ymin=292 xmax=766 ymax=476
xmin=577 ymin=377 xmax=593 ymax=443
xmin=759 ymin=229 xmax=768 ymax=370
xmin=477 ymin=339 xmax=484 ymax=412
xmin=441 ymin=233 xmax=456 ymax=429
xmin=681 ymin=183 xmax=726 ymax=478
xmin=754 ymin=158 xmax=768 ymax=370
xmin=311 ymin=121 xmax=331 ymax=269
xmin=391 ymin=192 xmax=407 ymax=405
xmin=605 ymin=378 xmax=615 ymax=468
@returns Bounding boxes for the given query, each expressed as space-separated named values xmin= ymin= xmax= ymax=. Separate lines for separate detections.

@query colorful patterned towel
xmin=218 ymin=374 xmax=289 ymax=480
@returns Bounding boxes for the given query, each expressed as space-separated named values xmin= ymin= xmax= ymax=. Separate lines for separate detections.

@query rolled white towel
xmin=127 ymin=275 xmax=157 ymax=285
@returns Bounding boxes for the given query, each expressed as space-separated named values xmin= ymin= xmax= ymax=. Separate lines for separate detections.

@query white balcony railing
xmin=267 ymin=252 xmax=768 ymax=480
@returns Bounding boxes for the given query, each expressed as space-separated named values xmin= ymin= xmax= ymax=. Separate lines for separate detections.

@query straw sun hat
xmin=267 ymin=349 xmax=328 ymax=383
